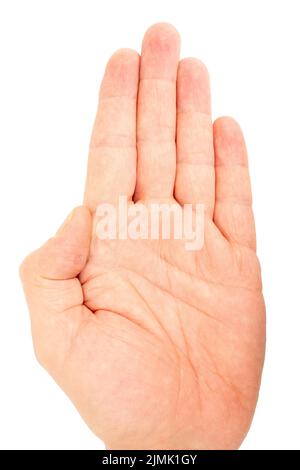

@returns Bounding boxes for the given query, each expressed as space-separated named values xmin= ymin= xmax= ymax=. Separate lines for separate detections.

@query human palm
xmin=20 ymin=24 xmax=265 ymax=449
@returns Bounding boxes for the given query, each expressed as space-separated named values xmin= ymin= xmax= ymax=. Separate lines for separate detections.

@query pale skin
xmin=20 ymin=23 xmax=265 ymax=450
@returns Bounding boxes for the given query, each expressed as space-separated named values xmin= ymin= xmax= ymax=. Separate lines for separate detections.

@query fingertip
xmin=214 ymin=116 xmax=248 ymax=166
xmin=56 ymin=206 xmax=90 ymax=236
xmin=109 ymin=48 xmax=140 ymax=66
xmin=140 ymin=23 xmax=180 ymax=80
xmin=19 ymin=251 xmax=36 ymax=283
xmin=213 ymin=116 xmax=244 ymax=140
xmin=73 ymin=205 xmax=92 ymax=221
xmin=178 ymin=57 xmax=209 ymax=78
xmin=71 ymin=206 xmax=93 ymax=234
xmin=142 ymin=22 xmax=181 ymax=50
xmin=37 ymin=207 xmax=92 ymax=280
xmin=100 ymin=48 xmax=140 ymax=98
xmin=177 ymin=58 xmax=211 ymax=114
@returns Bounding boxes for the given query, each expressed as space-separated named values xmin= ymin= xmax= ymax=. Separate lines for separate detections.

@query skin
xmin=20 ymin=23 xmax=265 ymax=450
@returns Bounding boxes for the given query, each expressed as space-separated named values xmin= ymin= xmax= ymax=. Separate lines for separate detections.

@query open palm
xmin=20 ymin=24 xmax=265 ymax=450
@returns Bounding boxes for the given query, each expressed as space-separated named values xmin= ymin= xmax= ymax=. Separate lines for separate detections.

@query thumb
xmin=20 ymin=206 xmax=92 ymax=318
xmin=39 ymin=206 xmax=92 ymax=280
xmin=21 ymin=206 xmax=92 ymax=283
xmin=20 ymin=206 xmax=92 ymax=370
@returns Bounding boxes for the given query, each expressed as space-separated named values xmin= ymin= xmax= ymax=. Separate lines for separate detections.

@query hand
xmin=20 ymin=23 xmax=265 ymax=450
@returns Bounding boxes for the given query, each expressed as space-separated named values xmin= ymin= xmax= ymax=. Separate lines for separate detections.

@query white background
xmin=0 ymin=0 xmax=299 ymax=450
